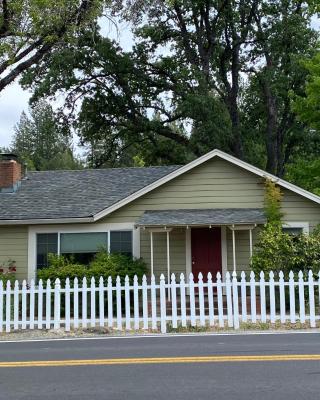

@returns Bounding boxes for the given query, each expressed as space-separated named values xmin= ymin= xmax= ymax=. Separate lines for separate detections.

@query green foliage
xmin=251 ymin=225 xmax=320 ymax=277
xmin=0 ymin=259 xmax=17 ymax=285
xmin=37 ymin=251 xmax=148 ymax=285
xmin=285 ymin=157 xmax=320 ymax=195
xmin=264 ymin=179 xmax=283 ymax=225
xmin=11 ymin=100 xmax=82 ymax=171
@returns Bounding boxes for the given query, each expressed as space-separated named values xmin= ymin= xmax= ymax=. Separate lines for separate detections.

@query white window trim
xmin=282 ymin=222 xmax=309 ymax=234
xmin=28 ymin=223 xmax=139 ymax=281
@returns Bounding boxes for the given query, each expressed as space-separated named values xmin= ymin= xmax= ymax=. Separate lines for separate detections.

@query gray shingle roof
xmin=0 ymin=166 xmax=180 ymax=221
xmin=136 ymin=209 xmax=266 ymax=226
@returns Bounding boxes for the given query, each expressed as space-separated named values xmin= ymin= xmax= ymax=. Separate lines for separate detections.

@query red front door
xmin=191 ymin=227 xmax=222 ymax=282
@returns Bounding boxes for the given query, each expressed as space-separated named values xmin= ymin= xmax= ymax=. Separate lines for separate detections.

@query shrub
xmin=0 ymin=259 xmax=17 ymax=285
xmin=37 ymin=251 xmax=148 ymax=285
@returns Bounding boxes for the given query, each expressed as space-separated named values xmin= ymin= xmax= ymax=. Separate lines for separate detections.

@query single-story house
xmin=0 ymin=150 xmax=319 ymax=282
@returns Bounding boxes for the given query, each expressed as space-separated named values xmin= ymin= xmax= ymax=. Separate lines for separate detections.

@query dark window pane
xmin=283 ymin=227 xmax=303 ymax=235
xmin=110 ymin=231 xmax=133 ymax=256
xmin=36 ymin=233 xmax=58 ymax=269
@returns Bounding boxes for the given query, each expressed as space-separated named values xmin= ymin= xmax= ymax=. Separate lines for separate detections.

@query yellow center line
xmin=1 ymin=354 xmax=320 ymax=368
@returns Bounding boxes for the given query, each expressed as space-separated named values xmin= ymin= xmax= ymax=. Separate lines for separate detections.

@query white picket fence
xmin=0 ymin=270 xmax=319 ymax=334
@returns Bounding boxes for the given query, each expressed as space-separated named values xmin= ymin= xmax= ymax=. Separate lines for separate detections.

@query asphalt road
xmin=0 ymin=332 xmax=320 ymax=399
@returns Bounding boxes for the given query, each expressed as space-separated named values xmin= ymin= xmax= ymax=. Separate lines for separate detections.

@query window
xmin=282 ymin=227 xmax=304 ymax=236
xmin=60 ymin=232 xmax=108 ymax=264
xmin=36 ymin=233 xmax=58 ymax=269
xmin=110 ymin=231 xmax=133 ymax=257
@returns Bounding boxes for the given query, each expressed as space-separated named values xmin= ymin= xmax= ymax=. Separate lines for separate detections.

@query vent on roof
xmin=0 ymin=153 xmax=22 ymax=193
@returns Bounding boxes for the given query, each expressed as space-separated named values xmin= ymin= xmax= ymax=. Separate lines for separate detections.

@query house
xmin=0 ymin=150 xmax=319 ymax=283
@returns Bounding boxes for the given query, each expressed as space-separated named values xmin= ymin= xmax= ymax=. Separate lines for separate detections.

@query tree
xmin=0 ymin=0 xmax=104 ymax=92
xmin=12 ymin=100 xmax=82 ymax=170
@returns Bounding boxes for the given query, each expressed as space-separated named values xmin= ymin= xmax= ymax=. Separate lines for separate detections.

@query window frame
xmin=282 ymin=222 xmax=309 ymax=235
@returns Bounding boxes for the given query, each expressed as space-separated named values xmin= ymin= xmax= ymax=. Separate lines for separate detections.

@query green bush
xmin=251 ymin=224 xmax=320 ymax=278
xmin=37 ymin=251 xmax=148 ymax=285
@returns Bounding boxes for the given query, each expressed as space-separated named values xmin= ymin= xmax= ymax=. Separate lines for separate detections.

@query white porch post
xmin=249 ymin=229 xmax=253 ymax=258
xmin=150 ymin=231 xmax=154 ymax=276
xmin=232 ymin=228 xmax=236 ymax=272
xmin=167 ymin=230 xmax=171 ymax=301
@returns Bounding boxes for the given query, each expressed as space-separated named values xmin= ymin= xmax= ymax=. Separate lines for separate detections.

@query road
xmin=0 ymin=332 xmax=320 ymax=399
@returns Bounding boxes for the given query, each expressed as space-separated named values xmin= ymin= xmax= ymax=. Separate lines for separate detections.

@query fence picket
xmin=142 ymin=275 xmax=148 ymax=330
xmin=189 ymin=273 xmax=196 ymax=327
xmin=250 ymin=272 xmax=256 ymax=323
xmin=99 ymin=277 xmax=104 ymax=328
xmin=38 ymin=279 xmax=43 ymax=330
xmin=65 ymin=278 xmax=71 ymax=332
xmin=90 ymin=277 xmax=96 ymax=328
xmin=207 ymin=272 xmax=214 ymax=327
xmin=260 ymin=272 xmax=266 ymax=323
xmin=226 ymin=272 xmax=233 ymax=328
xmin=5 ymin=281 xmax=11 ymax=333
xmin=160 ymin=274 xmax=167 ymax=333
xmin=0 ymin=281 xmax=3 ymax=333
xmin=298 ymin=271 xmax=305 ymax=324
xmin=74 ymin=278 xmax=79 ymax=329
xmin=279 ymin=271 xmax=286 ymax=324
xmin=240 ymin=272 xmax=247 ymax=323
xmin=13 ymin=280 xmax=19 ymax=330
xmin=116 ymin=276 xmax=122 ymax=331
xmin=21 ymin=280 xmax=27 ymax=330
xmin=171 ymin=273 xmax=178 ymax=329
xmin=308 ymin=270 xmax=316 ymax=328
xmin=198 ymin=273 xmax=205 ymax=327
xmin=232 ymin=272 xmax=239 ymax=329
xmin=151 ymin=275 xmax=157 ymax=330
xmin=29 ymin=279 xmax=35 ymax=330
xmin=54 ymin=279 xmax=61 ymax=330
xmin=82 ymin=277 xmax=87 ymax=329
xmin=217 ymin=272 xmax=224 ymax=328
xmin=289 ymin=271 xmax=296 ymax=324
xmin=125 ymin=276 xmax=131 ymax=330
xmin=133 ymin=275 xmax=139 ymax=330
xmin=107 ymin=276 xmax=113 ymax=329
xmin=45 ymin=279 xmax=51 ymax=329
xmin=180 ymin=273 xmax=187 ymax=327
xmin=269 ymin=271 xmax=276 ymax=324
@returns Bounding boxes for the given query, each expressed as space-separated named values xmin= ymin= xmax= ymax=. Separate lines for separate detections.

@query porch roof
xmin=135 ymin=208 xmax=266 ymax=227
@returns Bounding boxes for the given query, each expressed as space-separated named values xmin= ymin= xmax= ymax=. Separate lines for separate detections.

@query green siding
xmin=0 ymin=226 xmax=28 ymax=281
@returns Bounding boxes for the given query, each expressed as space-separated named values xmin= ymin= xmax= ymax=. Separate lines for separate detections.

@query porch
xmin=136 ymin=208 xmax=266 ymax=282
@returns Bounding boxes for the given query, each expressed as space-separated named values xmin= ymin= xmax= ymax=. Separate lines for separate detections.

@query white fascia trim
xmin=0 ymin=217 xmax=93 ymax=225
xmin=282 ymin=221 xmax=310 ymax=234
xmin=93 ymin=149 xmax=320 ymax=222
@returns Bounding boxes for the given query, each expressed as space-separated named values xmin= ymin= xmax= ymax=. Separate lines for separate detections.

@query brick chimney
xmin=0 ymin=154 xmax=22 ymax=193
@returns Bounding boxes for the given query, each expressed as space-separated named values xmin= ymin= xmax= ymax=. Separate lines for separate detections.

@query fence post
xmin=0 ymin=281 xmax=3 ymax=333
xmin=308 ymin=270 xmax=316 ymax=328
xmin=279 ymin=271 xmax=286 ymax=324
xmin=107 ymin=276 xmax=113 ymax=329
xmin=189 ymin=273 xmax=196 ymax=327
xmin=269 ymin=271 xmax=276 ymax=324
xmin=171 ymin=273 xmax=178 ymax=329
xmin=65 ymin=278 xmax=71 ymax=332
xmin=298 ymin=271 xmax=305 ymax=324
xmin=90 ymin=277 xmax=96 ymax=328
xmin=5 ymin=281 xmax=11 ymax=333
xmin=232 ymin=271 xmax=239 ymax=329
xmin=74 ymin=278 xmax=79 ymax=329
xmin=142 ymin=275 xmax=148 ymax=330
xmin=289 ymin=271 xmax=296 ymax=324
xmin=54 ymin=278 xmax=61 ymax=330
xmin=133 ymin=275 xmax=139 ymax=330
xmin=217 ymin=272 xmax=224 ymax=328
xmin=45 ymin=279 xmax=51 ymax=329
xmin=250 ymin=272 xmax=256 ymax=323
xmin=82 ymin=277 xmax=87 ymax=329
xmin=198 ymin=272 xmax=205 ymax=327
xmin=38 ymin=279 xmax=43 ymax=330
xmin=125 ymin=275 xmax=131 ymax=330
xmin=21 ymin=280 xmax=27 ymax=330
xmin=151 ymin=275 xmax=157 ymax=330
xmin=160 ymin=274 xmax=167 ymax=333
xmin=116 ymin=276 xmax=122 ymax=331
xmin=207 ymin=272 xmax=214 ymax=327
xmin=226 ymin=272 xmax=233 ymax=328
xmin=180 ymin=273 xmax=187 ymax=327
xmin=13 ymin=280 xmax=19 ymax=330
xmin=99 ymin=277 xmax=104 ymax=328
xmin=240 ymin=272 xmax=247 ymax=323
xmin=260 ymin=272 xmax=266 ymax=323
xmin=29 ymin=279 xmax=35 ymax=330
